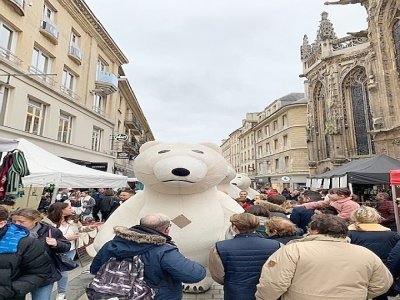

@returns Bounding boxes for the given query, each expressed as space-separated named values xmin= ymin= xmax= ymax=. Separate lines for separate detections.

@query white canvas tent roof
xmin=0 ymin=137 xmax=19 ymax=152
xmin=12 ymin=138 xmax=127 ymax=188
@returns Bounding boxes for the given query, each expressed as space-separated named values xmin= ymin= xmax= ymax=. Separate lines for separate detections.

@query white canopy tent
xmin=11 ymin=138 xmax=128 ymax=188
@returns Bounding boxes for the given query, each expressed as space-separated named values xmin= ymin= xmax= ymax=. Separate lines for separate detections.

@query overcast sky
xmin=86 ymin=0 xmax=367 ymax=145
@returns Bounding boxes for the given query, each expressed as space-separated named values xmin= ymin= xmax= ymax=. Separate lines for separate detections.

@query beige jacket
xmin=256 ymin=234 xmax=393 ymax=300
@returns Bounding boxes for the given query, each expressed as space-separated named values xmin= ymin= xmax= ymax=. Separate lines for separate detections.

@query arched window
xmin=342 ymin=67 xmax=374 ymax=156
xmin=313 ymin=81 xmax=330 ymax=159
xmin=393 ymin=19 xmax=400 ymax=74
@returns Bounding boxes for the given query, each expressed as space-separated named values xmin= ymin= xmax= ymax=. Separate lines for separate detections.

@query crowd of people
xmin=0 ymin=186 xmax=135 ymax=300
xmin=2 ymin=185 xmax=400 ymax=300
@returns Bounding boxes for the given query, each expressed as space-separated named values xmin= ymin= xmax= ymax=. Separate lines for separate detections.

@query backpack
xmin=86 ymin=256 xmax=155 ymax=300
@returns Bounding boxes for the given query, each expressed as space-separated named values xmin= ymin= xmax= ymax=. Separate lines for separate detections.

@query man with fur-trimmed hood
xmin=90 ymin=213 xmax=206 ymax=300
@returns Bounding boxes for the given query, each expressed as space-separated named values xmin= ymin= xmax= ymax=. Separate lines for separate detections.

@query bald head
xmin=140 ymin=213 xmax=171 ymax=232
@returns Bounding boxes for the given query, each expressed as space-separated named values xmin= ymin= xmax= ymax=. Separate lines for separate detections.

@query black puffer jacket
xmin=0 ymin=223 xmax=52 ymax=300
xmin=35 ymin=222 xmax=71 ymax=286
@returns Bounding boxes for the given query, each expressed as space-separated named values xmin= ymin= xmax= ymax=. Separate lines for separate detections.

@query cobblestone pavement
xmin=60 ymin=261 xmax=224 ymax=300
xmin=58 ymin=261 xmax=400 ymax=300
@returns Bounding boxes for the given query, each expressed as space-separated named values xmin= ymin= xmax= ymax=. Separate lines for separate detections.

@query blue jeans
xmin=57 ymin=249 xmax=77 ymax=293
xmin=31 ymin=283 xmax=54 ymax=300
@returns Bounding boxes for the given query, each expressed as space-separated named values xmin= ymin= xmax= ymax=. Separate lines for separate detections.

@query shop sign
xmin=117 ymin=152 xmax=129 ymax=159
xmin=114 ymin=133 xmax=128 ymax=141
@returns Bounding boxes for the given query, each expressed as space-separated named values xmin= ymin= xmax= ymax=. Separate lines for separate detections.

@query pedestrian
xmin=375 ymin=192 xmax=397 ymax=231
xmin=235 ymin=190 xmax=254 ymax=210
xmin=264 ymin=217 xmax=303 ymax=244
xmin=111 ymin=188 xmax=136 ymax=213
xmin=209 ymin=213 xmax=281 ymax=300
xmin=98 ymin=188 xmax=118 ymax=221
xmin=55 ymin=188 xmax=69 ymax=202
xmin=348 ymin=206 xmax=400 ymax=263
xmin=80 ymin=190 xmax=96 ymax=222
xmin=90 ymin=213 xmax=206 ymax=299
xmin=10 ymin=208 xmax=71 ymax=300
xmin=246 ymin=205 xmax=271 ymax=238
xmin=91 ymin=188 xmax=104 ymax=222
xmin=0 ymin=205 xmax=52 ymax=300
xmin=296 ymin=187 xmax=360 ymax=221
xmin=256 ymin=214 xmax=393 ymax=300
xmin=46 ymin=202 xmax=98 ymax=300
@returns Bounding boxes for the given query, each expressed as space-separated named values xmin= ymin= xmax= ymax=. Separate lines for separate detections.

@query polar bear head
xmin=230 ymin=173 xmax=251 ymax=190
xmin=219 ymin=164 xmax=237 ymax=184
xmin=133 ymin=141 xmax=228 ymax=195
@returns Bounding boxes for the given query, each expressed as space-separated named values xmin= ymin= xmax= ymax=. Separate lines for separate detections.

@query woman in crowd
xmin=46 ymin=202 xmax=99 ymax=300
xmin=10 ymin=208 xmax=70 ymax=300
xmin=98 ymin=188 xmax=118 ymax=221
xmin=209 ymin=213 xmax=281 ymax=300
xmin=264 ymin=217 xmax=303 ymax=244
xmin=348 ymin=206 xmax=400 ymax=262
xmin=0 ymin=206 xmax=52 ymax=300
xmin=348 ymin=206 xmax=399 ymax=300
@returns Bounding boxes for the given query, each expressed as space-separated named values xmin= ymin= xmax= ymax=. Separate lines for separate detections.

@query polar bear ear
xmin=139 ymin=141 xmax=161 ymax=153
xmin=198 ymin=142 xmax=222 ymax=154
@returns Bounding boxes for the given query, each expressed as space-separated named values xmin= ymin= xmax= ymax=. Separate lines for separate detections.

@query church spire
xmin=317 ymin=12 xmax=337 ymax=41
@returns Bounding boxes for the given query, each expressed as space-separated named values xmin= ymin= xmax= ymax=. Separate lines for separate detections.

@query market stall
xmin=390 ymin=170 xmax=400 ymax=233
xmin=0 ymin=137 xmax=128 ymax=209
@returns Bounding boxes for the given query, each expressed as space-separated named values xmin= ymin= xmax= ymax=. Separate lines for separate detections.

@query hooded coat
xmin=256 ymin=234 xmax=393 ymax=300
xmin=91 ymin=225 xmax=206 ymax=300
xmin=0 ymin=223 xmax=52 ymax=300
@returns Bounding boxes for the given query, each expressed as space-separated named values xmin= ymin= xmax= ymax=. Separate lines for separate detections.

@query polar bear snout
xmin=172 ymin=168 xmax=191 ymax=177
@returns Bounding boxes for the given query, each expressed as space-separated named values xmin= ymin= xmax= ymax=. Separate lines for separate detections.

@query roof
xmin=310 ymin=155 xmax=400 ymax=184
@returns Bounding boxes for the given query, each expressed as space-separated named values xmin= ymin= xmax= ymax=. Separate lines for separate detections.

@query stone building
xmin=253 ymin=93 xmax=309 ymax=190
xmin=301 ymin=0 xmax=400 ymax=175
xmin=0 ymin=0 xmax=153 ymax=177
xmin=221 ymin=93 xmax=309 ymax=191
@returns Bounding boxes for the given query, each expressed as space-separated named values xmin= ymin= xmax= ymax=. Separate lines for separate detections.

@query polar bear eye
xmin=158 ymin=150 xmax=170 ymax=154
xmin=192 ymin=150 xmax=204 ymax=154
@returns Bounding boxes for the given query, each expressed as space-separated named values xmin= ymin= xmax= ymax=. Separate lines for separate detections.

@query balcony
xmin=94 ymin=70 xmax=118 ymax=95
xmin=125 ymin=113 xmax=142 ymax=134
xmin=68 ymin=45 xmax=82 ymax=64
xmin=28 ymin=66 xmax=56 ymax=86
xmin=39 ymin=20 xmax=59 ymax=44
xmin=0 ymin=46 xmax=22 ymax=66
xmin=5 ymin=0 xmax=25 ymax=16
xmin=60 ymin=86 xmax=80 ymax=101
xmin=122 ymin=140 xmax=140 ymax=154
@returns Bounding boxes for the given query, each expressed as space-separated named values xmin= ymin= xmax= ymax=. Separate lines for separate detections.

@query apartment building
xmin=238 ymin=113 xmax=257 ymax=177
xmin=253 ymin=93 xmax=309 ymax=190
xmin=228 ymin=128 xmax=241 ymax=173
xmin=222 ymin=93 xmax=309 ymax=191
xmin=0 ymin=0 xmax=153 ymax=177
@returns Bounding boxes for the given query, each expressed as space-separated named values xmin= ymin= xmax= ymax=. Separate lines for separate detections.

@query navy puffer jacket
xmin=348 ymin=226 xmax=400 ymax=262
xmin=216 ymin=233 xmax=281 ymax=300
xmin=91 ymin=225 xmax=206 ymax=300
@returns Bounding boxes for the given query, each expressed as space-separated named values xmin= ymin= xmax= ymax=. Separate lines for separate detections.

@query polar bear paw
xmin=182 ymin=277 xmax=213 ymax=294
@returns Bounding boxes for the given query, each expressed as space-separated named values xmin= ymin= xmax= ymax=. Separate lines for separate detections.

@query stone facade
xmin=253 ymin=94 xmax=309 ymax=190
xmin=302 ymin=0 xmax=400 ymax=175
xmin=222 ymin=93 xmax=309 ymax=191
xmin=0 ymin=0 xmax=153 ymax=176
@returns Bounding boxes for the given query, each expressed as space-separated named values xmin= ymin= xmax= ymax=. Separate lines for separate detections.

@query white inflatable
xmin=230 ymin=173 xmax=258 ymax=199
xmin=217 ymin=164 xmax=241 ymax=199
xmin=94 ymin=141 xmax=243 ymax=290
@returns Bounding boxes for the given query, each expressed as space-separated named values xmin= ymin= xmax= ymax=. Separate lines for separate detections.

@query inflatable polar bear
xmin=217 ymin=164 xmax=241 ymax=199
xmin=231 ymin=173 xmax=259 ymax=199
xmin=94 ymin=141 xmax=243 ymax=290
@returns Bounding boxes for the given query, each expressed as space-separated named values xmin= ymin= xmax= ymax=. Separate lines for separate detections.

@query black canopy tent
xmin=307 ymin=155 xmax=400 ymax=189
